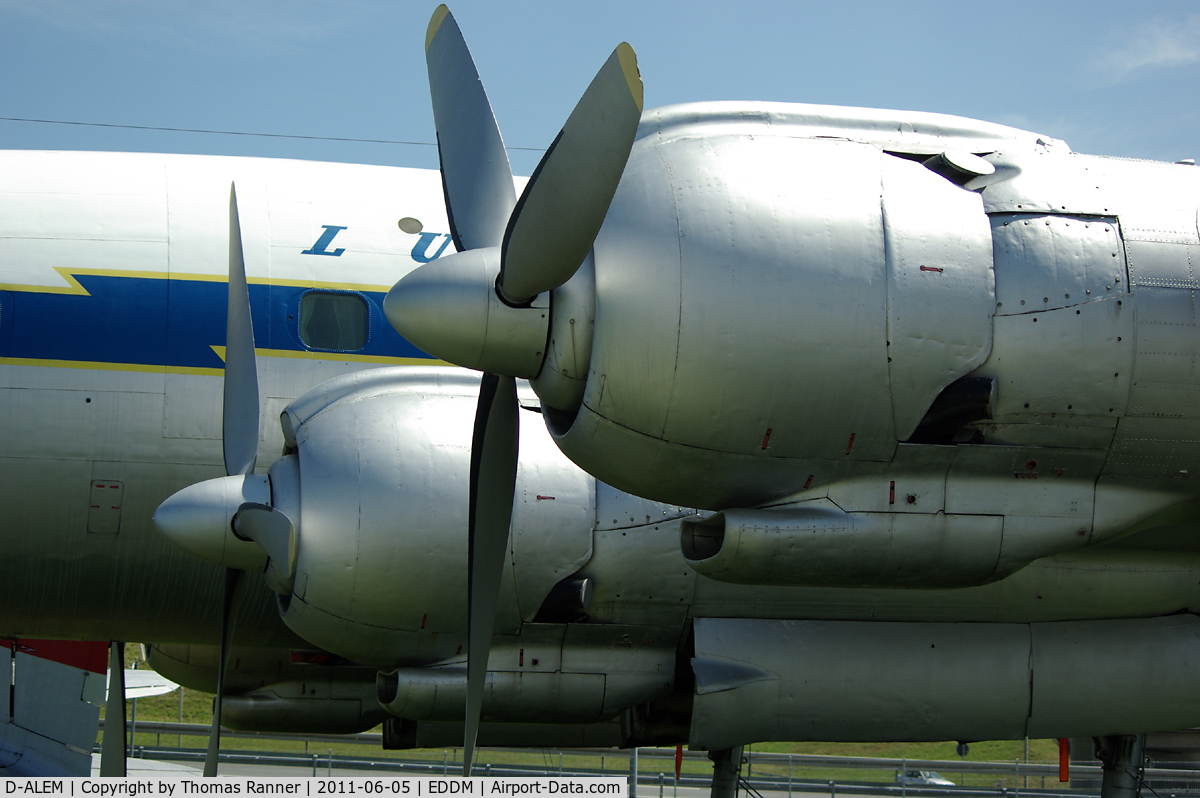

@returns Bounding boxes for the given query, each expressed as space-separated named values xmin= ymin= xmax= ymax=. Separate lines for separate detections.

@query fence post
xmin=902 ymin=758 xmax=907 ymax=798
xmin=659 ymin=773 xmax=664 ymax=798
xmin=630 ymin=748 xmax=639 ymax=798
xmin=311 ymin=754 xmax=317 ymax=777
xmin=788 ymin=755 xmax=793 ymax=798
xmin=829 ymin=780 xmax=836 ymax=798
xmin=1014 ymin=759 xmax=1019 ymax=798
xmin=443 ymin=751 xmax=448 ymax=776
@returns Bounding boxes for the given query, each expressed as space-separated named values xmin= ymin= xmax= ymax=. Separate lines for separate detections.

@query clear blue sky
xmin=2 ymin=1 xmax=1197 ymax=176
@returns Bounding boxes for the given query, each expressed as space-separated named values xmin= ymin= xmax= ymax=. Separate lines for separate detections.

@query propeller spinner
xmin=383 ymin=5 xmax=642 ymax=775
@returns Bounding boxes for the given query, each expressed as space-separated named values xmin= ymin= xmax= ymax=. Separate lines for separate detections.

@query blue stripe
xmin=5 ymin=274 xmax=431 ymax=368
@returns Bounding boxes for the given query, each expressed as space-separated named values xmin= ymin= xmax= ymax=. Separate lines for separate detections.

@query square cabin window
xmin=299 ymin=291 xmax=369 ymax=351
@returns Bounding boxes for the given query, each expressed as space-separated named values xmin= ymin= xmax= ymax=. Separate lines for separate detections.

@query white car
xmin=896 ymin=771 xmax=956 ymax=787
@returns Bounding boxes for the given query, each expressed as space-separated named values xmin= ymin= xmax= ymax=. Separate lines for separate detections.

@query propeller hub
xmin=153 ymin=474 xmax=270 ymax=571
xmin=385 ymin=247 xmax=549 ymax=378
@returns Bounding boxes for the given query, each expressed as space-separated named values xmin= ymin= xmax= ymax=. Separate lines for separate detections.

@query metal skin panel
xmin=981 ymin=150 xmax=1115 ymax=217
xmin=682 ymin=505 xmax=1003 ymax=588
xmin=825 ymin=444 xmax=954 ymax=513
xmin=689 ymin=618 xmax=1032 ymax=749
xmin=378 ymin=625 xmax=673 ymax=724
xmin=1105 ymin=418 xmax=1200 ymax=479
xmin=278 ymin=369 xmax=594 ymax=667
xmin=222 ymin=680 xmax=386 ymax=735
xmin=661 ymin=135 xmax=894 ymax=462
xmin=1027 ymin=615 xmax=1200 ymax=738
xmin=881 ymin=156 xmax=994 ymax=440
xmin=559 ymin=624 xmax=677 ymax=715
xmin=595 ymin=480 xmax=695 ymax=531
xmin=973 ymin=297 xmax=1134 ymax=418
xmin=1129 ymin=282 xmax=1200 ymax=418
xmin=637 ymin=103 xmax=1060 ymax=158
xmin=579 ymin=520 xmax=698 ymax=628
xmin=559 ymin=134 xmax=899 ymax=509
xmin=529 ymin=253 xmax=596 ymax=413
xmin=945 ymin=445 xmax=1104 ymax=563
xmin=383 ymin=667 xmax=606 ymax=724
xmin=690 ymin=615 xmax=1200 ymax=749
xmin=584 ymin=134 xmax=681 ymax=440
xmin=991 ymin=215 xmax=1127 ymax=315
xmin=682 ymin=543 xmax=1200 ymax=626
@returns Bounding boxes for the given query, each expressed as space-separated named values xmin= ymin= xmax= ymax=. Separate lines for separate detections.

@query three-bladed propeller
xmin=384 ymin=5 xmax=642 ymax=775
xmin=152 ymin=185 xmax=301 ymax=774
xmin=204 ymin=184 xmax=260 ymax=777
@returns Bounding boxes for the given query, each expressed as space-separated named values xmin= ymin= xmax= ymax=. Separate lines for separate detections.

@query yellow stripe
xmin=0 ymin=357 xmax=222 ymax=376
xmin=2 ymin=352 xmax=447 ymax=374
xmin=211 ymin=345 xmax=447 ymax=366
xmin=0 ymin=267 xmax=397 ymax=296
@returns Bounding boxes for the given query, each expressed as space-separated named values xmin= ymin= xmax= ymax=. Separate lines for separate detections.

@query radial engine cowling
xmin=544 ymin=107 xmax=998 ymax=510
xmin=269 ymin=368 xmax=596 ymax=667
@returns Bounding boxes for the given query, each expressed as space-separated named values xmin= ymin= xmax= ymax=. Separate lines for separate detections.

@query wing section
xmin=0 ymin=639 xmax=108 ymax=777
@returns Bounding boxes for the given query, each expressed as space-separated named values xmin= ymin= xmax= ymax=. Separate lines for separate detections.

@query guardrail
xmin=100 ymin=722 xmax=1200 ymax=796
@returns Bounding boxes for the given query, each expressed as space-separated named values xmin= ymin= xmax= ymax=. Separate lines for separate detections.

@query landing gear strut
xmin=1096 ymin=734 xmax=1147 ymax=798
xmin=709 ymin=746 xmax=744 ymax=798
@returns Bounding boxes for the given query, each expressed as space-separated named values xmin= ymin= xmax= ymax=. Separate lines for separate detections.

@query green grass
xmin=100 ymin=644 xmax=1062 ymax=786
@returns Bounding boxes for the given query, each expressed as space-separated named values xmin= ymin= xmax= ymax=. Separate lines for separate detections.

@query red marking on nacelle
xmin=920 ymin=265 xmax=944 ymax=273
xmin=845 ymin=433 xmax=856 ymax=455
xmin=761 ymin=428 xmax=772 ymax=450
xmin=536 ymin=495 xmax=555 ymax=501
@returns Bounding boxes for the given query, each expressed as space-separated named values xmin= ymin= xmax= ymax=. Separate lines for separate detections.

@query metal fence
xmin=101 ymin=722 xmax=1200 ymax=797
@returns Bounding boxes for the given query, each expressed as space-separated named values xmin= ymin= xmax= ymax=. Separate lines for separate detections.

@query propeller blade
xmin=426 ymin=4 xmax=516 ymax=251
xmin=463 ymin=373 xmax=519 ymax=775
xmin=223 ymin=184 xmax=260 ymax=477
xmin=203 ymin=567 xmax=245 ymax=777
xmin=98 ymin=641 xmax=127 ymax=777
xmin=233 ymin=502 xmax=297 ymax=579
xmin=498 ymin=42 xmax=642 ymax=305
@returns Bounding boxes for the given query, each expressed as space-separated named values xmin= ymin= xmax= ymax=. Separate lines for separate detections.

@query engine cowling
xmin=543 ymin=108 xmax=995 ymax=510
xmin=270 ymin=368 xmax=595 ymax=667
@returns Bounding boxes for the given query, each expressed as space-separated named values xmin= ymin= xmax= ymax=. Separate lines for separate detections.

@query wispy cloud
xmin=1100 ymin=15 xmax=1200 ymax=80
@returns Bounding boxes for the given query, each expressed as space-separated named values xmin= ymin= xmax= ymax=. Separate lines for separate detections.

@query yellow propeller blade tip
xmin=615 ymin=42 xmax=643 ymax=113
xmin=426 ymin=5 xmax=451 ymax=53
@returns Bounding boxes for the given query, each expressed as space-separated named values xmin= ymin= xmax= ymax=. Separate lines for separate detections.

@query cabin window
xmin=299 ymin=291 xmax=369 ymax=351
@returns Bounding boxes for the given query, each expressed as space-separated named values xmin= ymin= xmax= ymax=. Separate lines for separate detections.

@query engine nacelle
xmin=271 ymin=368 xmax=596 ymax=667
xmin=545 ymin=107 xmax=996 ymax=509
xmin=223 ymin=681 xmax=385 ymax=735
xmin=145 ymin=643 xmax=384 ymax=734
xmin=681 ymin=504 xmax=1006 ymax=587
xmin=377 ymin=626 xmax=676 ymax=725
xmin=542 ymin=103 xmax=1200 ymax=521
xmin=690 ymin=615 xmax=1200 ymax=750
